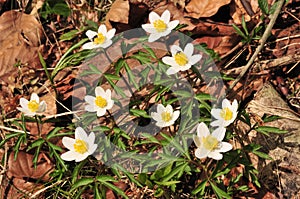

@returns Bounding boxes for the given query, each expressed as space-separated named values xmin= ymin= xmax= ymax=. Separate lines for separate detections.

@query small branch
xmin=229 ymin=0 xmax=286 ymax=90
xmin=0 ymin=125 xmax=30 ymax=134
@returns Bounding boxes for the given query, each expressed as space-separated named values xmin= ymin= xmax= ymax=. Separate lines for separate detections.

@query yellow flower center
xmin=174 ymin=52 xmax=188 ymax=66
xmin=161 ymin=111 xmax=172 ymax=122
xmin=203 ymin=135 xmax=219 ymax=151
xmin=28 ymin=100 xmax=39 ymax=113
xmin=95 ymin=96 xmax=107 ymax=108
xmin=153 ymin=19 xmax=167 ymax=32
xmin=220 ymin=107 xmax=233 ymax=121
xmin=74 ymin=139 xmax=88 ymax=154
xmin=94 ymin=33 xmax=106 ymax=45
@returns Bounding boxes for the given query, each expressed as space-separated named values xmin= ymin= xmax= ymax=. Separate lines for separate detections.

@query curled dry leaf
xmin=230 ymin=0 xmax=259 ymax=24
xmin=185 ymin=0 xmax=231 ymax=18
xmin=0 ymin=10 xmax=43 ymax=85
xmin=7 ymin=151 xmax=53 ymax=181
xmin=105 ymin=0 xmax=130 ymax=30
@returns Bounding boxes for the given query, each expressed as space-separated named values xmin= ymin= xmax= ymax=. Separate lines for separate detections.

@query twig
xmin=229 ymin=0 xmax=286 ymax=90
xmin=0 ymin=125 xmax=30 ymax=134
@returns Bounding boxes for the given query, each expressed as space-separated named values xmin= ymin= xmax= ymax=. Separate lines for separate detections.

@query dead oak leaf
xmin=185 ymin=0 xmax=231 ymax=18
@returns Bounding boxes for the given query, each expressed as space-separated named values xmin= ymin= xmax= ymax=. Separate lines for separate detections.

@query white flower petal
xmin=170 ymin=45 xmax=183 ymax=56
xmin=75 ymin=153 xmax=89 ymax=162
xmin=88 ymin=144 xmax=97 ymax=155
xmin=85 ymin=104 xmax=96 ymax=112
xmin=210 ymin=120 xmax=224 ymax=127
xmin=193 ymin=135 xmax=201 ymax=148
xmin=172 ymin=110 xmax=180 ymax=122
xmin=208 ymin=151 xmax=223 ymax=160
xmin=95 ymin=87 xmax=106 ymax=97
xmin=149 ymin=11 xmax=160 ymax=24
xmin=98 ymin=24 xmax=107 ymax=34
xmin=86 ymin=30 xmax=97 ymax=40
xmin=20 ymin=98 xmax=29 ymax=108
xmin=167 ymin=20 xmax=179 ymax=30
xmin=155 ymin=121 xmax=166 ymax=128
xmin=30 ymin=93 xmax=39 ymax=103
xmin=166 ymin=67 xmax=178 ymax=75
xmin=197 ymin=122 xmax=209 ymax=138
xmin=62 ymin=137 xmax=75 ymax=151
xmin=222 ymin=98 xmax=231 ymax=108
xmin=61 ymin=151 xmax=78 ymax=161
xmin=105 ymin=89 xmax=111 ymax=99
xmin=142 ymin=24 xmax=157 ymax=34
xmin=100 ymin=40 xmax=112 ymax=49
xmin=189 ymin=54 xmax=202 ymax=65
xmin=37 ymin=102 xmax=47 ymax=113
xmin=183 ymin=43 xmax=194 ymax=57
xmin=96 ymin=108 xmax=106 ymax=117
xmin=148 ymin=33 xmax=162 ymax=42
xmin=211 ymin=108 xmax=222 ymax=120
xmin=232 ymin=99 xmax=238 ymax=112
xmin=165 ymin=104 xmax=173 ymax=113
xmin=161 ymin=10 xmax=170 ymax=24
xmin=156 ymin=104 xmax=165 ymax=114
xmin=212 ymin=127 xmax=226 ymax=141
xmin=106 ymin=100 xmax=114 ymax=110
xmin=218 ymin=142 xmax=232 ymax=153
xmin=151 ymin=112 xmax=161 ymax=122
xmin=195 ymin=147 xmax=209 ymax=159
xmin=161 ymin=29 xmax=171 ymax=37
xmin=106 ymin=28 xmax=116 ymax=40
xmin=75 ymin=127 xmax=88 ymax=141
xmin=162 ymin=56 xmax=177 ymax=66
xmin=87 ymin=132 xmax=95 ymax=146
xmin=82 ymin=42 xmax=97 ymax=50
xmin=85 ymin=95 xmax=95 ymax=104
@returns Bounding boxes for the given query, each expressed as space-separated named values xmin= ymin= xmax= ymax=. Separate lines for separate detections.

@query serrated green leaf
xmin=71 ymin=178 xmax=94 ymax=192
xmin=210 ymin=182 xmax=231 ymax=199
xmin=232 ymin=24 xmax=247 ymax=40
xmin=27 ymin=138 xmax=45 ymax=151
xmin=155 ymin=180 xmax=181 ymax=186
xmin=255 ymin=126 xmax=287 ymax=134
xmin=192 ymin=180 xmax=207 ymax=195
xmin=130 ymin=109 xmax=150 ymax=118
xmin=258 ymin=0 xmax=269 ymax=14
xmin=252 ymin=150 xmax=272 ymax=159
xmin=60 ymin=29 xmax=79 ymax=41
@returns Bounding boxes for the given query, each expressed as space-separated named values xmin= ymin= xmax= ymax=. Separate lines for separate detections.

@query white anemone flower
xmin=162 ymin=43 xmax=202 ymax=75
xmin=61 ymin=127 xmax=97 ymax=162
xmin=193 ymin=122 xmax=232 ymax=160
xmin=82 ymin=24 xmax=116 ymax=49
xmin=142 ymin=10 xmax=179 ymax=42
xmin=17 ymin=93 xmax=47 ymax=116
xmin=211 ymin=99 xmax=238 ymax=127
xmin=84 ymin=86 xmax=114 ymax=117
xmin=151 ymin=104 xmax=180 ymax=127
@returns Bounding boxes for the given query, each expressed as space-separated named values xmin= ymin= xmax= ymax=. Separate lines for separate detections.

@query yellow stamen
xmin=28 ymin=100 xmax=39 ymax=113
xmin=153 ymin=19 xmax=167 ymax=32
xmin=203 ymin=135 xmax=219 ymax=151
xmin=74 ymin=139 xmax=88 ymax=154
xmin=220 ymin=107 xmax=233 ymax=121
xmin=95 ymin=96 xmax=107 ymax=108
xmin=94 ymin=33 xmax=106 ymax=45
xmin=174 ymin=52 xmax=188 ymax=66
xmin=161 ymin=111 xmax=172 ymax=122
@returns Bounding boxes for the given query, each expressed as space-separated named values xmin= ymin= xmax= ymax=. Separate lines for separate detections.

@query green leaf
xmin=258 ymin=0 xmax=269 ymax=14
xmin=210 ymin=182 xmax=231 ymax=199
xmin=142 ymin=44 xmax=157 ymax=59
xmin=51 ymin=2 xmax=70 ymax=17
xmin=241 ymin=15 xmax=249 ymax=36
xmin=130 ymin=109 xmax=150 ymax=118
xmin=192 ymin=180 xmax=207 ymax=195
xmin=72 ymin=160 xmax=87 ymax=184
xmin=194 ymin=93 xmax=214 ymax=101
xmin=46 ymin=127 xmax=63 ymax=139
xmin=154 ymin=180 xmax=181 ymax=186
xmin=96 ymin=175 xmax=117 ymax=182
xmin=232 ymin=24 xmax=247 ymax=40
xmin=97 ymin=179 xmax=128 ymax=199
xmin=252 ymin=150 xmax=272 ymax=159
xmin=173 ymin=90 xmax=193 ymax=98
xmin=71 ymin=178 xmax=94 ymax=192
xmin=255 ymin=126 xmax=287 ymax=134
xmin=27 ymin=138 xmax=45 ymax=151
xmin=269 ymin=1 xmax=280 ymax=14
xmin=60 ymin=29 xmax=80 ymax=41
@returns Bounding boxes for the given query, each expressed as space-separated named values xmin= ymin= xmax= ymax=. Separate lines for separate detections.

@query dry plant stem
xmin=229 ymin=0 xmax=286 ymax=90
xmin=0 ymin=125 xmax=30 ymax=134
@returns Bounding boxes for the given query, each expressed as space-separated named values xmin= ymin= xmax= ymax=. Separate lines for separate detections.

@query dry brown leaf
xmin=7 ymin=151 xmax=53 ymax=181
xmin=0 ymin=10 xmax=43 ymax=86
xmin=185 ymin=0 xmax=231 ymax=18
xmin=230 ymin=0 xmax=257 ymax=24
xmin=105 ymin=0 xmax=130 ymax=30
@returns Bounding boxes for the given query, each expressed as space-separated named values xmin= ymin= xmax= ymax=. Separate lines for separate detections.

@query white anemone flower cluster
xmin=162 ymin=43 xmax=202 ymax=75
xmin=61 ymin=127 xmax=97 ymax=162
xmin=151 ymin=104 xmax=180 ymax=128
xmin=17 ymin=93 xmax=47 ymax=116
xmin=82 ymin=24 xmax=116 ymax=49
xmin=84 ymin=86 xmax=114 ymax=117
xmin=211 ymin=99 xmax=238 ymax=127
xmin=142 ymin=10 xmax=179 ymax=42
xmin=193 ymin=123 xmax=232 ymax=160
